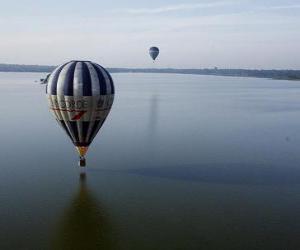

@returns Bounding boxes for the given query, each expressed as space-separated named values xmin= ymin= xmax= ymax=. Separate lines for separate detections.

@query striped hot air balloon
xmin=46 ymin=60 xmax=114 ymax=166
xmin=149 ymin=47 xmax=159 ymax=61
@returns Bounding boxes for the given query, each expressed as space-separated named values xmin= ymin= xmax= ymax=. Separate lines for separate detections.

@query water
xmin=0 ymin=72 xmax=300 ymax=249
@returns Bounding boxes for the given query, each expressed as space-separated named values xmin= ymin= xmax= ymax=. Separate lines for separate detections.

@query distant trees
xmin=107 ymin=68 xmax=300 ymax=80
xmin=0 ymin=63 xmax=299 ymax=80
xmin=0 ymin=64 xmax=55 ymax=72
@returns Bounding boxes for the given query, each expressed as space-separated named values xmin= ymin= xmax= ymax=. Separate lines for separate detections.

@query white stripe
xmin=57 ymin=96 xmax=77 ymax=142
xmin=85 ymin=62 xmax=100 ymax=96
xmin=84 ymin=62 xmax=99 ymax=142
xmin=85 ymin=97 xmax=98 ymax=143
xmin=74 ymin=95 xmax=84 ymax=143
xmin=77 ymin=121 xmax=84 ymax=143
xmin=84 ymin=63 xmax=99 ymax=143
xmin=73 ymin=62 xmax=84 ymax=97
xmin=57 ymin=62 xmax=74 ymax=96
xmin=48 ymin=95 xmax=63 ymax=120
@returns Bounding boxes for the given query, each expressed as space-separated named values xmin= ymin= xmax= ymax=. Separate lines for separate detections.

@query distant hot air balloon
xmin=46 ymin=60 xmax=114 ymax=167
xmin=149 ymin=47 xmax=159 ymax=61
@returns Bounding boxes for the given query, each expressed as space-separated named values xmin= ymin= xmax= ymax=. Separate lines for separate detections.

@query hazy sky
xmin=0 ymin=0 xmax=299 ymax=69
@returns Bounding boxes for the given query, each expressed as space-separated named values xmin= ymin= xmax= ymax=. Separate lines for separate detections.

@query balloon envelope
xmin=149 ymin=47 xmax=159 ymax=61
xmin=46 ymin=60 xmax=114 ymax=159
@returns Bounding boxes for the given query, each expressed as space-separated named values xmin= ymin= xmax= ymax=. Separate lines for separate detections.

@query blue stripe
xmin=106 ymin=70 xmax=115 ymax=94
xmin=89 ymin=120 xmax=105 ymax=143
xmin=81 ymin=62 xmax=92 ymax=96
xmin=63 ymin=62 xmax=77 ymax=96
xmin=82 ymin=122 xmax=90 ymax=143
xmin=150 ymin=47 xmax=159 ymax=52
xmin=98 ymin=64 xmax=114 ymax=94
xmin=96 ymin=64 xmax=114 ymax=95
xmin=69 ymin=121 xmax=79 ymax=143
xmin=58 ymin=120 xmax=73 ymax=142
xmin=93 ymin=64 xmax=107 ymax=95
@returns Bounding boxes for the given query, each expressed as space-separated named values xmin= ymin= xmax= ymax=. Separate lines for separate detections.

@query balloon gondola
xmin=46 ymin=60 xmax=114 ymax=167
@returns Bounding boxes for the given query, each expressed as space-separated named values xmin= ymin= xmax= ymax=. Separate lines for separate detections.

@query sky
xmin=0 ymin=0 xmax=299 ymax=69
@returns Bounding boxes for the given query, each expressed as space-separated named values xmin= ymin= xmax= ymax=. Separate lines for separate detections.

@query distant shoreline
xmin=0 ymin=63 xmax=299 ymax=81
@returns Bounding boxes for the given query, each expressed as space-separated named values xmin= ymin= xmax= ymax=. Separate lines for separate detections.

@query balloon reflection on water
xmin=52 ymin=174 xmax=114 ymax=250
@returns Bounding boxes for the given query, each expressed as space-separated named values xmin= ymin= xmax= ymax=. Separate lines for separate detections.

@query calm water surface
xmin=0 ymin=72 xmax=300 ymax=249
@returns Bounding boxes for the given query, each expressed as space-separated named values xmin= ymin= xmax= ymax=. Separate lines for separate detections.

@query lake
xmin=0 ymin=72 xmax=300 ymax=250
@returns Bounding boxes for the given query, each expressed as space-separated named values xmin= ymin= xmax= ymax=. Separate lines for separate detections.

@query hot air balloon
xmin=46 ymin=60 xmax=114 ymax=167
xmin=149 ymin=47 xmax=159 ymax=61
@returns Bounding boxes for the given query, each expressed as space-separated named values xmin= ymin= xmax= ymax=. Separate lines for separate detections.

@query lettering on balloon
xmin=52 ymin=99 xmax=88 ymax=110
